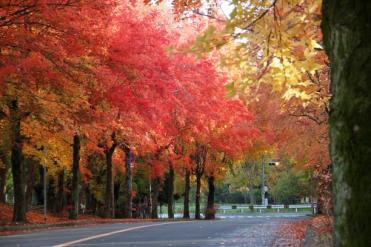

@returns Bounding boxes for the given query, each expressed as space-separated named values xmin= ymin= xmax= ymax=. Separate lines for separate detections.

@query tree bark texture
xmin=85 ymin=186 xmax=97 ymax=215
xmin=33 ymin=166 xmax=44 ymax=205
xmin=183 ymin=170 xmax=190 ymax=219
xmin=205 ymin=176 xmax=215 ymax=219
xmin=25 ymin=158 xmax=35 ymax=210
xmin=322 ymin=1 xmax=371 ymax=245
xmin=47 ymin=175 xmax=56 ymax=212
xmin=69 ymin=134 xmax=80 ymax=220
xmin=114 ymin=180 xmax=120 ymax=216
xmin=104 ymin=132 xmax=118 ymax=218
xmin=104 ymin=150 xmax=113 ymax=218
xmin=167 ymin=163 xmax=174 ymax=219
xmin=123 ymin=144 xmax=132 ymax=218
xmin=194 ymin=144 xmax=206 ymax=220
xmin=195 ymin=171 xmax=202 ymax=219
xmin=9 ymin=99 xmax=26 ymax=222
xmin=104 ymin=137 xmax=117 ymax=218
xmin=151 ymin=177 xmax=160 ymax=219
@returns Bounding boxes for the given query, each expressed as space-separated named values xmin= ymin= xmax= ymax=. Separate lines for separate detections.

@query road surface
xmin=0 ymin=213 xmax=308 ymax=247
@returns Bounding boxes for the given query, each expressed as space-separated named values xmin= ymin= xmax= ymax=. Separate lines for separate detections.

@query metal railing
xmin=217 ymin=204 xmax=316 ymax=213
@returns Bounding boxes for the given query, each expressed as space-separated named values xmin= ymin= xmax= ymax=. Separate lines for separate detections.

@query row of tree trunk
xmin=169 ymin=143 xmax=216 ymax=220
xmin=150 ymin=168 xmax=216 ymax=220
xmin=4 ymin=103 xmax=216 ymax=222
xmin=3 ymin=121 xmax=136 ymax=222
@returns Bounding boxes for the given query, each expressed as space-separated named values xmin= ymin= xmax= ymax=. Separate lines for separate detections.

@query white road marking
xmin=53 ymin=222 xmax=189 ymax=247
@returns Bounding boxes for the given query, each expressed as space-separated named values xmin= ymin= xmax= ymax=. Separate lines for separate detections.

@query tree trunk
xmin=56 ymin=170 xmax=65 ymax=214
xmin=0 ymin=154 xmax=7 ymax=203
xmin=167 ymin=163 xmax=174 ymax=219
xmin=194 ymin=144 xmax=206 ymax=220
xmin=104 ymin=132 xmax=117 ymax=218
xmin=69 ymin=134 xmax=80 ymax=220
xmin=34 ymin=166 xmax=44 ymax=205
xmin=86 ymin=185 xmax=97 ymax=215
xmin=195 ymin=171 xmax=202 ymax=219
xmin=104 ymin=148 xmax=114 ymax=218
xmin=104 ymin=149 xmax=113 ymax=218
xmin=183 ymin=170 xmax=190 ymax=219
xmin=123 ymin=145 xmax=132 ymax=218
xmin=322 ymin=1 xmax=371 ymax=245
xmin=25 ymin=158 xmax=35 ymax=210
xmin=205 ymin=176 xmax=215 ymax=219
xmin=114 ymin=180 xmax=120 ymax=217
xmin=151 ymin=177 xmax=160 ymax=219
xmin=9 ymin=99 xmax=26 ymax=223
xmin=47 ymin=175 xmax=56 ymax=212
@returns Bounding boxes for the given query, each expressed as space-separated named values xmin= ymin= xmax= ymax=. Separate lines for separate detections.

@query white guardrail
xmin=217 ymin=204 xmax=316 ymax=213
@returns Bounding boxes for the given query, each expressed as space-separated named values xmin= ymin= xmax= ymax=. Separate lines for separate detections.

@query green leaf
xmin=225 ymin=82 xmax=237 ymax=97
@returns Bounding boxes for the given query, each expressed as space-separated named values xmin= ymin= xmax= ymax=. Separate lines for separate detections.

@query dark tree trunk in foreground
xmin=104 ymin=133 xmax=117 ymax=218
xmin=167 ymin=163 xmax=175 ymax=219
xmin=322 ymin=1 xmax=371 ymax=245
xmin=205 ymin=176 xmax=215 ymax=219
xmin=151 ymin=177 xmax=160 ymax=219
xmin=69 ymin=134 xmax=80 ymax=220
xmin=9 ymin=100 xmax=26 ymax=222
xmin=123 ymin=144 xmax=132 ymax=218
xmin=183 ymin=170 xmax=190 ymax=219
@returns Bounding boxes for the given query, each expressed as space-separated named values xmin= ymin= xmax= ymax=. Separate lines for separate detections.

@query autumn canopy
xmin=0 ymin=0 xmax=329 ymax=224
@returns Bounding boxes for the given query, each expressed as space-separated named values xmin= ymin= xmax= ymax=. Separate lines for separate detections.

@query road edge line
xmin=53 ymin=221 xmax=189 ymax=247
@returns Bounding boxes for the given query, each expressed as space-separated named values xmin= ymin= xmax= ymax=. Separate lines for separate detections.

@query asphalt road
xmin=0 ymin=213 xmax=308 ymax=247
